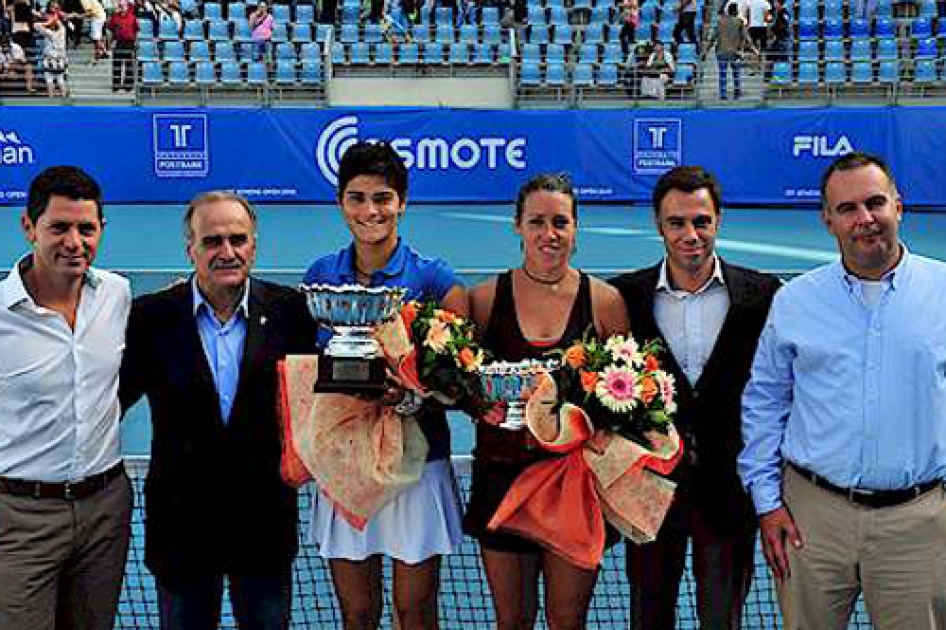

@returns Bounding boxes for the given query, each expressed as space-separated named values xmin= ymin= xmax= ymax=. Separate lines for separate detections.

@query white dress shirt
xmin=0 ymin=256 xmax=130 ymax=482
xmin=654 ymin=256 xmax=730 ymax=387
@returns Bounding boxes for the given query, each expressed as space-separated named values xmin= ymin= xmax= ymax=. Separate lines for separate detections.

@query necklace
xmin=521 ymin=265 xmax=568 ymax=288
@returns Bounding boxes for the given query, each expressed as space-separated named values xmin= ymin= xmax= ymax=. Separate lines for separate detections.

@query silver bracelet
xmin=394 ymin=389 xmax=423 ymax=416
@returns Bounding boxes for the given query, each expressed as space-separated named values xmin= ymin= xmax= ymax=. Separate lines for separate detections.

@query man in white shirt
xmin=0 ymin=166 xmax=132 ymax=630
xmin=746 ymin=0 xmax=771 ymax=54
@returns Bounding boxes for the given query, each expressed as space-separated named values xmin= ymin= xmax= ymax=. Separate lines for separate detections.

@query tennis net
xmin=117 ymin=456 xmax=873 ymax=629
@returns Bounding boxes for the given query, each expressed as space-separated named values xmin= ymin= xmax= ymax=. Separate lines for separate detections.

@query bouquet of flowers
xmin=397 ymin=300 xmax=486 ymax=408
xmin=550 ymin=330 xmax=677 ymax=449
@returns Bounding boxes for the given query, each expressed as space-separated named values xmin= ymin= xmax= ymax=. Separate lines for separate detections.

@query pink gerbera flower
xmin=596 ymin=366 xmax=640 ymax=413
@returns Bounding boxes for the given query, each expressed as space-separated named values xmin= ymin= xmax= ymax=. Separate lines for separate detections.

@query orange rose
xmin=564 ymin=344 xmax=587 ymax=369
xmin=437 ymin=309 xmax=457 ymax=324
xmin=640 ymin=375 xmax=658 ymax=404
xmin=458 ymin=347 xmax=482 ymax=371
xmin=644 ymin=354 xmax=660 ymax=373
xmin=580 ymin=370 xmax=599 ymax=393
xmin=401 ymin=302 xmax=418 ymax=330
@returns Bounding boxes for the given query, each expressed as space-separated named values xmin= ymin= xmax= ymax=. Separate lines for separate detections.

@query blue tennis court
xmin=3 ymin=202 xmax=945 ymax=628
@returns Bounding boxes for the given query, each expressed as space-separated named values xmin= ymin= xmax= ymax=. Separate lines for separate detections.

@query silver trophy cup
xmin=302 ymin=283 xmax=407 ymax=393
xmin=476 ymin=360 xmax=559 ymax=430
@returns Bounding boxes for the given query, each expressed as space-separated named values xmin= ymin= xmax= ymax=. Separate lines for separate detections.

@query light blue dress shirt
xmin=192 ymin=279 xmax=249 ymax=424
xmin=739 ymin=249 xmax=946 ymax=515
xmin=654 ymin=256 xmax=730 ymax=387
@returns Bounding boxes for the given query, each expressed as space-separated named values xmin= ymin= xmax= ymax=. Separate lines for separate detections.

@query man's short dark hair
xmin=337 ymin=141 xmax=408 ymax=201
xmin=26 ymin=165 xmax=104 ymax=224
xmin=183 ymin=191 xmax=258 ymax=242
xmin=652 ymin=166 xmax=722 ymax=216
xmin=727 ymin=2 xmax=739 ymax=15
xmin=514 ymin=172 xmax=579 ymax=224
xmin=820 ymin=152 xmax=898 ymax=210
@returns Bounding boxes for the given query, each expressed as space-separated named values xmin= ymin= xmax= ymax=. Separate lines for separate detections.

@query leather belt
xmin=0 ymin=462 xmax=125 ymax=500
xmin=789 ymin=463 xmax=940 ymax=509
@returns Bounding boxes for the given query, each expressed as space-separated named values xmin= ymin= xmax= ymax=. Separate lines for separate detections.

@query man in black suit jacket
xmin=120 ymin=192 xmax=315 ymax=630
xmin=610 ymin=167 xmax=780 ymax=630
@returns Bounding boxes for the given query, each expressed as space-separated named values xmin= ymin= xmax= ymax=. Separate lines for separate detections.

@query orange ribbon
xmin=487 ymin=371 xmax=683 ymax=569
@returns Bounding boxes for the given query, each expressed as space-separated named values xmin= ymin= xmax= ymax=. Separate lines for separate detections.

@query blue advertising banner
xmin=0 ymin=106 xmax=943 ymax=207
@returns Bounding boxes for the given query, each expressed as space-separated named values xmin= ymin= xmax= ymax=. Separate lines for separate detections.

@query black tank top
xmin=475 ymin=270 xmax=595 ymax=464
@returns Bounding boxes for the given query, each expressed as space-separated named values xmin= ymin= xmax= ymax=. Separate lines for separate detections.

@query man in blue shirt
xmin=120 ymin=191 xmax=315 ymax=630
xmin=740 ymin=152 xmax=946 ymax=630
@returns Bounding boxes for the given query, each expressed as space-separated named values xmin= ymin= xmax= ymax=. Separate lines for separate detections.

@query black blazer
xmin=610 ymin=262 xmax=780 ymax=530
xmin=120 ymin=278 xmax=316 ymax=584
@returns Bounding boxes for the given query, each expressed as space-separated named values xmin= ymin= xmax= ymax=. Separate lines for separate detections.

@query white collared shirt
xmin=654 ymin=256 xmax=730 ymax=387
xmin=0 ymin=256 xmax=130 ymax=482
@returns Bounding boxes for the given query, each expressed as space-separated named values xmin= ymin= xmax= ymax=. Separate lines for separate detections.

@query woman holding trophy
xmin=463 ymin=173 xmax=629 ymax=629
xmin=303 ymin=141 xmax=467 ymax=630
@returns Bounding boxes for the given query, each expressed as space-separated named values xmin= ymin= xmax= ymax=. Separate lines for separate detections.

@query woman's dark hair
xmin=514 ymin=173 xmax=579 ymax=223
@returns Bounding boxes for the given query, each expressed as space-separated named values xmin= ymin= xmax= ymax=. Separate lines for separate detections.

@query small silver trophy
xmin=301 ymin=283 xmax=407 ymax=393
xmin=476 ymin=359 xmax=560 ymax=430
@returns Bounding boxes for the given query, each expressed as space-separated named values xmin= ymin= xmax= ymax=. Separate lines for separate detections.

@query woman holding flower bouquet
xmin=303 ymin=141 xmax=467 ymax=630
xmin=463 ymin=173 xmax=629 ymax=630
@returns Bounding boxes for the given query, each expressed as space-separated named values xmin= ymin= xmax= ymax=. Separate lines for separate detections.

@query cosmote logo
xmin=315 ymin=116 xmax=528 ymax=187
xmin=792 ymin=134 xmax=854 ymax=158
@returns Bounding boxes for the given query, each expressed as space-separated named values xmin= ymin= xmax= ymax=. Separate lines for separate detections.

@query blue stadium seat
xmin=824 ymin=61 xmax=846 ymax=84
xmin=546 ymin=62 xmax=566 ymax=86
xmin=472 ymin=42 xmax=494 ymax=64
xmin=292 ymin=22 xmax=313 ymax=43
xmin=340 ymin=5 xmax=359 ymax=23
xmin=937 ymin=18 xmax=946 ymax=37
xmin=601 ymin=42 xmax=622 ymax=64
xmin=232 ymin=18 xmax=253 ymax=42
xmin=677 ymin=43 xmax=697 ymax=65
xmin=578 ymin=42 xmax=598 ymax=64
xmin=162 ymin=39 xmax=186 ymax=62
xmin=189 ymin=40 xmax=211 ymax=61
xmin=207 ymin=19 xmax=230 ymax=41
xmin=247 ymin=61 xmax=268 ymax=85
xmin=459 ymin=24 xmax=477 ymax=42
xmin=399 ymin=41 xmax=420 ymax=64
xmin=914 ymin=58 xmax=939 ymax=82
xmin=824 ymin=38 xmax=845 ymax=62
xmin=823 ymin=18 xmax=843 ymax=38
xmin=449 ymin=42 xmax=470 ymax=64
xmin=141 ymin=61 xmax=164 ymax=84
xmin=876 ymin=0 xmax=893 ymax=15
xmin=301 ymin=59 xmax=323 ymax=84
xmin=589 ymin=4 xmax=610 ymax=23
xmin=436 ymin=24 xmax=455 ymax=43
xmin=823 ymin=0 xmax=843 ymax=18
xmin=919 ymin=0 xmax=938 ymax=18
xmin=798 ymin=3 xmax=818 ymax=19
xmin=771 ymin=61 xmax=792 ymax=84
xmin=349 ymin=41 xmax=369 ymax=63
xmin=214 ymin=41 xmax=236 ymax=61
xmin=300 ymin=41 xmax=320 ymax=60
xmin=137 ymin=39 xmax=159 ymax=62
xmin=138 ymin=18 xmax=154 ymax=39
xmin=876 ymin=37 xmax=898 ymax=60
xmin=481 ymin=6 xmax=499 ymax=24
xmin=182 ymin=19 xmax=204 ymax=41
xmin=435 ymin=7 xmax=453 ymax=26
xmin=597 ymin=62 xmax=618 ymax=86
xmin=797 ymin=18 xmax=819 ymax=40
xmin=194 ymin=60 xmax=216 ymax=85
xmin=423 ymin=42 xmax=446 ymax=64
xmin=271 ymin=22 xmax=289 ymax=43
xmin=272 ymin=4 xmax=291 ymax=21
xmin=203 ymin=2 xmax=222 ymax=20
xmin=339 ymin=23 xmax=358 ymax=43
xmin=912 ymin=17 xmax=933 ymax=38
xmin=520 ymin=60 xmax=541 ymax=86
xmin=275 ymin=59 xmax=297 ymax=84
xmin=797 ymin=61 xmax=819 ymax=84
xmin=849 ymin=18 xmax=870 ymax=38
xmin=552 ymin=23 xmax=572 ymax=45
xmin=572 ymin=0 xmax=592 ymax=11
xmin=639 ymin=1 xmax=657 ymax=20
xmin=549 ymin=6 xmax=568 ymax=24
xmin=657 ymin=20 xmax=675 ymax=43
xmin=238 ymin=42 xmax=255 ymax=60
xmin=275 ymin=42 xmax=297 ymax=61
xmin=573 ymin=62 xmax=593 ymax=86
xmin=529 ymin=24 xmax=550 ymax=45
xmin=374 ymin=42 xmax=394 ymax=63
xmin=330 ymin=41 xmax=345 ymax=64
xmin=850 ymin=39 xmax=872 ymax=61
xmin=167 ymin=60 xmax=190 ymax=85
xmin=527 ymin=6 xmax=546 ymax=25
xmin=483 ymin=23 xmax=502 ymax=45
xmin=545 ymin=43 xmax=566 ymax=65
xmin=851 ymin=60 xmax=874 ymax=83
xmin=583 ymin=22 xmax=604 ymax=44
xmin=798 ymin=40 xmax=819 ymax=62
xmin=227 ymin=2 xmax=246 ymax=20
xmin=219 ymin=59 xmax=242 ymax=84
xmin=874 ymin=17 xmax=895 ymax=37
xmin=296 ymin=4 xmax=315 ymax=22
xmin=365 ymin=23 xmax=383 ymax=43
xmin=673 ymin=64 xmax=694 ymax=86
xmin=916 ymin=37 xmax=938 ymax=59
xmin=521 ymin=42 xmax=541 ymax=62
xmin=158 ymin=17 xmax=180 ymax=40
xmin=878 ymin=59 xmax=899 ymax=82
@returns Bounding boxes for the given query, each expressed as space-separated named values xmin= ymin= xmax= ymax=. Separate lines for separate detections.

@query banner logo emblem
xmin=316 ymin=116 xmax=360 ymax=188
xmin=633 ymin=119 xmax=682 ymax=175
xmin=153 ymin=114 xmax=209 ymax=178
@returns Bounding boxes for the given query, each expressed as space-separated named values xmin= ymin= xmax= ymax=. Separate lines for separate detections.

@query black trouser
xmin=673 ymin=12 xmax=696 ymax=44
xmin=112 ymin=40 xmax=135 ymax=90
xmin=619 ymin=22 xmax=636 ymax=56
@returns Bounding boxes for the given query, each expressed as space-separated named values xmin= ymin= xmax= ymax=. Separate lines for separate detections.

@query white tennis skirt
xmin=308 ymin=459 xmax=464 ymax=564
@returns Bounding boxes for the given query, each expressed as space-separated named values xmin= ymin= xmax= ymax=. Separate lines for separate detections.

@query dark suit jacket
xmin=610 ymin=261 xmax=780 ymax=531
xmin=120 ymin=278 xmax=316 ymax=584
